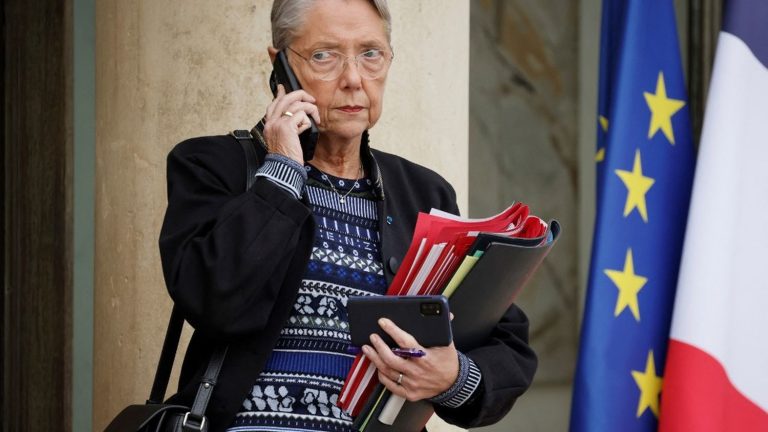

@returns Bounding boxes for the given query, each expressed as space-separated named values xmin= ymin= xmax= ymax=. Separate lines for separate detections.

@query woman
xmin=159 ymin=0 xmax=537 ymax=431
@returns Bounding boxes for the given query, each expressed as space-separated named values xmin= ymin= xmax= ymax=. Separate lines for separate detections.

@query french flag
xmin=659 ymin=0 xmax=768 ymax=431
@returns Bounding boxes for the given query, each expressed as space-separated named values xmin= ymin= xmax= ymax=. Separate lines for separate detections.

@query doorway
xmin=2 ymin=1 xmax=72 ymax=430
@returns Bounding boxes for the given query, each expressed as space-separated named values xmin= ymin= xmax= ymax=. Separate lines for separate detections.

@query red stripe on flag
xmin=660 ymin=340 xmax=768 ymax=432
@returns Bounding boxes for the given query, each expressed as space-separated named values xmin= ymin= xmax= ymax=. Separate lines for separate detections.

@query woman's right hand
xmin=263 ymin=84 xmax=321 ymax=164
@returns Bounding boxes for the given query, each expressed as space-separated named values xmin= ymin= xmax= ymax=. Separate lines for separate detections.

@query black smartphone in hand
xmin=269 ymin=50 xmax=319 ymax=161
xmin=347 ymin=295 xmax=453 ymax=348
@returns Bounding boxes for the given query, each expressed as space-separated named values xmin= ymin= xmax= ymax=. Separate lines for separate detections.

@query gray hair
xmin=271 ymin=0 xmax=392 ymax=50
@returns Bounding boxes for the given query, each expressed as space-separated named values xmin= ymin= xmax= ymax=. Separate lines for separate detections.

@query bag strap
xmin=146 ymin=129 xmax=262 ymax=412
xmin=232 ymin=129 xmax=260 ymax=190
xmin=148 ymin=305 xmax=185 ymax=404
xmin=182 ymin=346 xmax=228 ymax=431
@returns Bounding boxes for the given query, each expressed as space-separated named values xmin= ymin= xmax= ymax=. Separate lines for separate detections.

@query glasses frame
xmin=286 ymin=46 xmax=394 ymax=81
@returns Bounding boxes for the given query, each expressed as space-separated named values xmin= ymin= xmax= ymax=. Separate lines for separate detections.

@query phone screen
xmin=269 ymin=50 xmax=319 ymax=161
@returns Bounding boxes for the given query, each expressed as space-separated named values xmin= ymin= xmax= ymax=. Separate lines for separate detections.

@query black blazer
xmin=159 ymin=133 xmax=537 ymax=431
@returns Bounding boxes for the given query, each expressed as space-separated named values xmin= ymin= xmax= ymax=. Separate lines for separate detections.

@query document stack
xmin=338 ymin=202 xmax=560 ymax=431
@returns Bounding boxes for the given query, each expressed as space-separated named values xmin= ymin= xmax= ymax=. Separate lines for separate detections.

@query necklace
xmin=315 ymin=163 xmax=363 ymax=204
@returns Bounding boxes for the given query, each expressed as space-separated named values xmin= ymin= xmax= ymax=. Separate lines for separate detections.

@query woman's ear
xmin=267 ymin=46 xmax=278 ymax=63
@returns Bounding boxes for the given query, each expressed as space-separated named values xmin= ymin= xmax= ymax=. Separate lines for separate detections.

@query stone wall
xmin=469 ymin=1 xmax=580 ymax=430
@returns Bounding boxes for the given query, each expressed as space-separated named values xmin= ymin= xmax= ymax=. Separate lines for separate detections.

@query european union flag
xmin=570 ymin=1 xmax=696 ymax=431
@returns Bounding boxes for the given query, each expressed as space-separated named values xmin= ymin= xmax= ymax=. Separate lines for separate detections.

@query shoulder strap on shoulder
xmin=230 ymin=129 xmax=260 ymax=191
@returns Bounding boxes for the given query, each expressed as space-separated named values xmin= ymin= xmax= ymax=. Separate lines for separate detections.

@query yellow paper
xmin=442 ymin=255 xmax=480 ymax=298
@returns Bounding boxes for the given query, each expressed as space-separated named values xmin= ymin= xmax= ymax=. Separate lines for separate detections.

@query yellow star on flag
xmin=599 ymin=115 xmax=609 ymax=132
xmin=631 ymin=350 xmax=663 ymax=418
xmin=596 ymin=116 xmax=608 ymax=163
xmin=615 ymin=149 xmax=655 ymax=222
xmin=595 ymin=147 xmax=605 ymax=162
xmin=644 ymin=71 xmax=685 ymax=144
xmin=604 ymin=248 xmax=647 ymax=321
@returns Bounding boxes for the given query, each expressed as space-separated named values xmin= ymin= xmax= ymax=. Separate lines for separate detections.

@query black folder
xmin=451 ymin=220 xmax=560 ymax=350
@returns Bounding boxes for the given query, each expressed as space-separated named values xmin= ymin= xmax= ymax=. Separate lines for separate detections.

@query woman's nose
xmin=338 ymin=57 xmax=363 ymax=89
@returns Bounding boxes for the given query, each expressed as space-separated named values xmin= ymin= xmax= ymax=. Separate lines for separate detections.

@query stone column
xmin=92 ymin=1 xmax=468 ymax=430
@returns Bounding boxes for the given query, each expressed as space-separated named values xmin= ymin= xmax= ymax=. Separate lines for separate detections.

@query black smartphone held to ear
xmin=347 ymin=295 xmax=453 ymax=348
xmin=269 ymin=50 xmax=319 ymax=161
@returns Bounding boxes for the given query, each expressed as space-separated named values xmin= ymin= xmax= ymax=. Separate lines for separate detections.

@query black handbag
xmin=104 ymin=131 xmax=261 ymax=432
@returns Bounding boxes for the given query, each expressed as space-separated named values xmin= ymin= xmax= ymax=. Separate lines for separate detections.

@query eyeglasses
xmin=287 ymin=46 xmax=394 ymax=81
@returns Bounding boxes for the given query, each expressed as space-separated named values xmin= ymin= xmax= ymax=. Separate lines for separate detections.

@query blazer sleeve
xmin=434 ymin=304 xmax=537 ymax=427
xmin=158 ymin=136 xmax=313 ymax=339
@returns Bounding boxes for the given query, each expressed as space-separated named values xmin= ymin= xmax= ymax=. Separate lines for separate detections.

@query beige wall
xmin=92 ymin=1 xmax=468 ymax=430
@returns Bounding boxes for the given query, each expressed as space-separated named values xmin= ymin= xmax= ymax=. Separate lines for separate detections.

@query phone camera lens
xmin=420 ymin=302 xmax=442 ymax=316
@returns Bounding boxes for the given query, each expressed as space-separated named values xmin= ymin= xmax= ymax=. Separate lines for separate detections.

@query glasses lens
xmin=358 ymin=51 xmax=387 ymax=79
xmin=308 ymin=51 xmax=342 ymax=80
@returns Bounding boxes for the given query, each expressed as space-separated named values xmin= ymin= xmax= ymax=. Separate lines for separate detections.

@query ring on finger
xmin=282 ymin=111 xmax=294 ymax=117
xmin=396 ymin=372 xmax=404 ymax=385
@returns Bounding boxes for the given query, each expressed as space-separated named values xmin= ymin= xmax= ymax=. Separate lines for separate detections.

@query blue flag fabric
xmin=595 ymin=0 xmax=628 ymax=203
xmin=570 ymin=1 xmax=696 ymax=431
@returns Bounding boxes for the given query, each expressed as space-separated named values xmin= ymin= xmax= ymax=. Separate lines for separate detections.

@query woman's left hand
xmin=362 ymin=318 xmax=459 ymax=402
